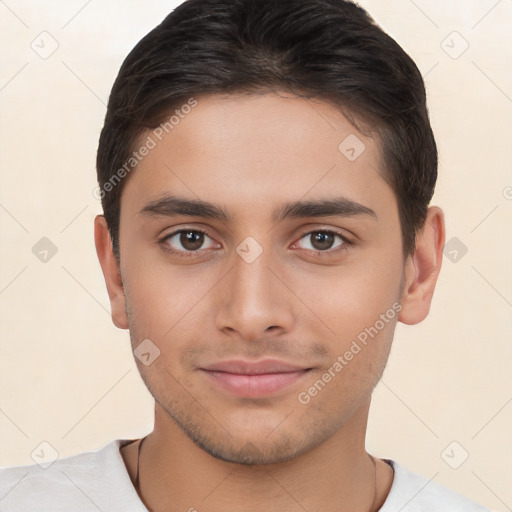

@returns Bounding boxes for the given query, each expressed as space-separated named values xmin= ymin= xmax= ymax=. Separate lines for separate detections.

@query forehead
xmin=120 ymin=92 xmax=394 ymax=221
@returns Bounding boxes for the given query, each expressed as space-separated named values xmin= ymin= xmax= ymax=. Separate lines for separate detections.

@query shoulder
xmin=0 ymin=439 xmax=146 ymax=512
xmin=379 ymin=459 xmax=490 ymax=512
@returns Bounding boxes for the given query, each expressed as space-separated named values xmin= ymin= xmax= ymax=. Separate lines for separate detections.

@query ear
xmin=398 ymin=206 xmax=445 ymax=325
xmin=94 ymin=215 xmax=129 ymax=329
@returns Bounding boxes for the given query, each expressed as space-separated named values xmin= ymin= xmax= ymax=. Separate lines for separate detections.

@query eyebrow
xmin=138 ymin=194 xmax=377 ymax=223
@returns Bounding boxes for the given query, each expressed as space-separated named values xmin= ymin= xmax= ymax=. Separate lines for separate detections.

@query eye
xmin=295 ymin=230 xmax=348 ymax=252
xmin=162 ymin=229 xmax=218 ymax=254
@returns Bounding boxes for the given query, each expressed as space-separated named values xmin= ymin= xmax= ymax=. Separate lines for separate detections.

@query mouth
xmin=199 ymin=359 xmax=313 ymax=398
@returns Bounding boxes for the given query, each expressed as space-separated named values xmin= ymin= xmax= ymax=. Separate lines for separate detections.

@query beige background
xmin=0 ymin=0 xmax=511 ymax=509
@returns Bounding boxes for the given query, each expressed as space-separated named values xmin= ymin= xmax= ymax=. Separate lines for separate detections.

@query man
xmin=0 ymin=0 xmax=490 ymax=510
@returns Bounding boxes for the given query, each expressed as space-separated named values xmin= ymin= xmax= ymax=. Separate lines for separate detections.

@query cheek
xmin=288 ymin=249 xmax=403 ymax=343
xmin=297 ymin=318 xmax=395 ymax=419
xmin=122 ymin=251 xmax=220 ymax=346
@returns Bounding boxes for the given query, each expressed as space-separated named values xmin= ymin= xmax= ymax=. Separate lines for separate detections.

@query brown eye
xmin=297 ymin=231 xmax=346 ymax=252
xmin=180 ymin=231 xmax=204 ymax=251
xmin=163 ymin=230 xmax=217 ymax=253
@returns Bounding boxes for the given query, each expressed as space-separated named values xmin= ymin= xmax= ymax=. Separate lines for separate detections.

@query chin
xmin=161 ymin=400 xmax=312 ymax=465
xmin=191 ymin=434 xmax=306 ymax=465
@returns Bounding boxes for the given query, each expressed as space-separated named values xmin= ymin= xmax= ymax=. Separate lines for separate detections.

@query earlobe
xmin=94 ymin=215 xmax=129 ymax=330
xmin=398 ymin=206 xmax=445 ymax=325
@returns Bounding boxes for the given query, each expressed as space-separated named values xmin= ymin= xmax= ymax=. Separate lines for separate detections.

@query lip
xmin=200 ymin=359 xmax=312 ymax=398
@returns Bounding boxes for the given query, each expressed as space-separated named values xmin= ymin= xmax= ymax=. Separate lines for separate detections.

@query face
xmin=115 ymin=92 xmax=406 ymax=464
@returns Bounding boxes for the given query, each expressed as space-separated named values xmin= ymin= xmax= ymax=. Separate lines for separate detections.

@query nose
xmin=214 ymin=244 xmax=295 ymax=342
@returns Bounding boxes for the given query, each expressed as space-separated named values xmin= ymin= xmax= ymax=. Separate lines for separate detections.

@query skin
xmin=95 ymin=91 xmax=445 ymax=512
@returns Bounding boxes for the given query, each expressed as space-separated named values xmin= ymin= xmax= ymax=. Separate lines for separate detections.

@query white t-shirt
xmin=0 ymin=439 xmax=489 ymax=511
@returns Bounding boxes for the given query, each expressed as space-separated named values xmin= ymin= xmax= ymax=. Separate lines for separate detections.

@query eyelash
xmin=159 ymin=228 xmax=353 ymax=258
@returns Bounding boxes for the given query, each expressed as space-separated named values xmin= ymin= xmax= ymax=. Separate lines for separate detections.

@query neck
xmin=125 ymin=398 xmax=392 ymax=512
